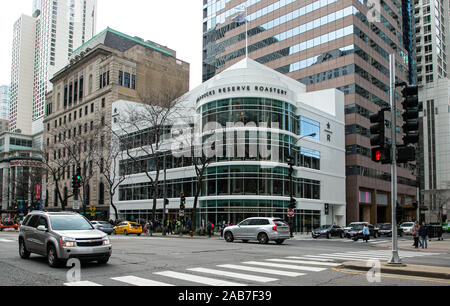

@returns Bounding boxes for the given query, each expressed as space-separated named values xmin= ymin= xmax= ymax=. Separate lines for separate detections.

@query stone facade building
xmin=43 ymin=28 xmax=190 ymax=219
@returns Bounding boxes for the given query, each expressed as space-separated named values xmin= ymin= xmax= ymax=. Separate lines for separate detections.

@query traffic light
xmin=397 ymin=146 xmax=416 ymax=164
xmin=324 ymin=204 xmax=330 ymax=216
xmin=72 ymin=168 xmax=82 ymax=195
xmin=180 ymin=193 xmax=186 ymax=210
xmin=370 ymin=111 xmax=386 ymax=148
xmin=401 ymin=85 xmax=420 ymax=146
xmin=288 ymin=198 xmax=296 ymax=210
xmin=371 ymin=146 xmax=392 ymax=165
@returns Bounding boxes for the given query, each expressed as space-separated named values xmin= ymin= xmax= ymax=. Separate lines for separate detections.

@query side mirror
xmin=37 ymin=225 xmax=47 ymax=232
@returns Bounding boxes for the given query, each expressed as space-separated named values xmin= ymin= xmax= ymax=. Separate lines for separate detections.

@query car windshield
xmin=50 ymin=215 xmax=94 ymax=231
xmin=352 ymin=225 xmax=364 ymax=230
xmin=317 ymin=225 xmax=332 ymax=230
xmin=401 ymin=223 xmax=414 ymax=227
xmin=379 ymin=224 xmax=391 ymax=230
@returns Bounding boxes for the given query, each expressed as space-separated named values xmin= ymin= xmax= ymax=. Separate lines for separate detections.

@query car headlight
xmin=60 ymin=237 xmax=76 ymax=247
xmin=103 ymin=238 xmax=111 ymax=246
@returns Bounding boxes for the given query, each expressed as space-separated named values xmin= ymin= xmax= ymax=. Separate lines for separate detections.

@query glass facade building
xmin=202 ymin=0 xmax=418 ymax=224
xmin=112 ymin=58 xmax=347 ymax=232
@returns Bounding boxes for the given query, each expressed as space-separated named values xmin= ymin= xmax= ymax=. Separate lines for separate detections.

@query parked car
xmin=19 ymin=211 xmax=112 ymax=267
xmin=312 ymin=225 xmax=344 ymax=239
xmin=376 ymin=223 xmax=403 ymax=237
xmin=91 ymin=221 xmax=115 ymax=235
xmin=224 ymin=217 xmax=290 ymax=245
xmin=443 ymin=222 xmax=450 ymax=233
xmin=113 ymin=221 xmax=143 ymax=236
xmin=399 ymin=222 xmax=415 ymax=235
xmin=0 ymin=219 xmax=20 ymax=231
xmin=345 ymin=223 xmax=379 ymax=240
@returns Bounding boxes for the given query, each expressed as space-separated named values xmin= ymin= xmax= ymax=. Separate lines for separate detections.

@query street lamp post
xmin=288 ymin=133 xmax=317 ymax=236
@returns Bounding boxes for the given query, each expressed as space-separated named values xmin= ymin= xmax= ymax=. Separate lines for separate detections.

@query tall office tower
xmin=0 ymin=86 xmax=11 ymax=122
xmin=202 ymin=0 xmax=418 ymax=224
xmin=414 ymin=0 xmax=450 ymax=223
xmin=10 ymin=15 xmax=36 ymax=135
xmin=10 ymin=0 xmax=97 ymax=136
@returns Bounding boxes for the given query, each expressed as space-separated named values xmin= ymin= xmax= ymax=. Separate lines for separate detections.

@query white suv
xmin=223 ymin=218 xmax=291 ymax=245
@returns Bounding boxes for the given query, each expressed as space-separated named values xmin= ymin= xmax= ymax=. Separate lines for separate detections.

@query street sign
xmin=90 ymin=206 xmax=96 ymax=212
xmin=287 ymin=210 xmax=295 ymax=217
xmin=73 ymin=201 xmax=80 ymax=210
xmin=179 ymin=210 xmax=185 ymax=217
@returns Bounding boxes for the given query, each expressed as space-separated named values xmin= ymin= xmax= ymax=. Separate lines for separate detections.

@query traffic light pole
xmin=389 ymin=54 xmax=401 ymax=265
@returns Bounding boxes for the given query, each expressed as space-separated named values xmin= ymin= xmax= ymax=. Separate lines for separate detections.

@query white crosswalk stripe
xmin=187 ymin=268 xmax=278 ymax=283
xmin=0 ymin=239 xmax=14 ymax=243
xmin=302 ymin=250 xmax=443 ymax=263
xmin=285 ymin=256 xmax=336 ymax=262
xmin=265 ymin=259 xmax=341 ymax=267
xmin=154 ymin=271 xmax=247 ymax=286
xmin=217 ymin=264 xmax=306 ymax=277
xmin=243 ymin=261 xmax=327 ymax=272
xmin=111 ymin=276 xmax=174 ymax=286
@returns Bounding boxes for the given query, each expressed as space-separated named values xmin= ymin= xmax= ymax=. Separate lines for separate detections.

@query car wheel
xmin=258 ymin=233 xmax=269 ymax=245
xmin=47 ymin=245 xmax=61 ymax=268
xmin=137 ymin=234 xmax=141 ymax=237
xmin=224 ymin=232 xmax=234 ymax=243
xmin=98 ymin=257 xmax=110 ymax=265
xmin=275 ymin=240 xmax=285 ymax=245
xmin=374 ymin=232 xmax=378 ymax=239
xmin=340 ymin=233 xmax=344 ymax=239
xmin=326 ymin=233 xmax=331 ymax=239
xmin=19 ymin=239 xmax=30 ymax=259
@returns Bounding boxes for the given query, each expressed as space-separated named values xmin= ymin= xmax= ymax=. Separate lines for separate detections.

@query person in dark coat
xmin=419 ymin=221 xmax=428 ymax=249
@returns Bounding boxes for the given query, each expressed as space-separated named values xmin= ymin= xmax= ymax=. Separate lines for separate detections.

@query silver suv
xmin=224 ymin=218 xmax=290 ymax=245
xmin=19 ymin=211 xmax=112 ymax=268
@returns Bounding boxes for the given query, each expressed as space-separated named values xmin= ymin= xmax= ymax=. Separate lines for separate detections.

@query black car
xmin=312 ymin=225 xmax=345 ymax=239
xmin=346 ymin=223 xmax=379 ymax=241
xmin=376 ymin=223 xmax=403 ymax=237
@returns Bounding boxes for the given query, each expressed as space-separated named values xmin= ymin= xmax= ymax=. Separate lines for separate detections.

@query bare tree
xmin=94 ymin=125 xmax=128 ymax=221
xmin=114 ymin=87 xmax=188 ymax=221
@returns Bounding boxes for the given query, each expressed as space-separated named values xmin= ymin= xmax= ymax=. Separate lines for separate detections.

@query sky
xmin=0 ymin=0 xmax=204 ymax=90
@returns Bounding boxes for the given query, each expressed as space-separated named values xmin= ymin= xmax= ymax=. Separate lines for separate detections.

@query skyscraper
xmin=202 ymin=0 xmax=418 ymax=224
xmin=10 ymin=0 xmax=97 ymax=136
xmin=0 ymin=85 xmax=11 ymax=122
xmin=414 ymin=0 xmax=450 ymax=222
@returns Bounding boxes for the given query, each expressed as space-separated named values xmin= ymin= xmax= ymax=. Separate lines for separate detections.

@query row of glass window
xmin=118 ymin=174 xmax=321 ymax=201
xmin=119 ymin=140 xmax=321 ymax=177
xmin=346 ymin=165 xmax=417 ymax=187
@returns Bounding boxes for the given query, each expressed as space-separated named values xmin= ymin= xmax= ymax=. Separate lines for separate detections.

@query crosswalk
xmin=309 ymin=238 xmax=412 ymax=245
xmin=64 ymin=249 xmax=440 ymax=287
xmin=0 ymin=238 xmax=14 ymax=243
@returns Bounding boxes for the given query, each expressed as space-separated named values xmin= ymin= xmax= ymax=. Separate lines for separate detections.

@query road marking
xmin=243 ymin=261 xmax=327 ymax=272
xmin=303 ymin=255 xmax=389 ymax=261
xmin=0 ymin=239 xmax=14 ymax=243
xmin=217 ymin=264 xmax=306 ymax=277
xmin=64 ymin=281 xmax=103 ymax=286
xmin=187 ymin=268 xmax=278 ymax=283
xmin=111 ymin=276 xmax=174 ymax=286
xmin=286 ymin=256 xmax=336 ymax=262
xmin=154 ymin=271 xmax=246 ymax=287
xmin=323 ymin=253 xmax=391 ymax=259
xmin=265 ymin=259 xmax=341 ymax=267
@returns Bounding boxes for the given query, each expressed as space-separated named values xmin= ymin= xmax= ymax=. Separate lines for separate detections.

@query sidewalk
xmin=339 ymin=261 xmax=450 ymax=280
xmin=374 ymin=237 xmax=450 ymax=253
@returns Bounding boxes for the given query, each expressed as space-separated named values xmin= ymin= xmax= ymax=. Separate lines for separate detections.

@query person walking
xmin=412 ymin=221 xmax=420 ymax=249
xmin=363 ymin=223 xmax=370 ymax=243
xmin=207 ymin=221 xmax=213 ymax=238
xmin=220 ymin=221 xmax=226 ymax=238
xmin=148 ymin=220 xmax=153 ymax=236
xmin=419 ymin=221 xmax=428 ymax=249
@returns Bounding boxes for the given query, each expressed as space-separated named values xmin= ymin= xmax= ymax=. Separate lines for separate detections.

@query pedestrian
xmin=412 ymin=221 xmax=420 ymax=249
xmin=143 ymin=221 xmax=149 ymax=235
xmin=419 ymin=221 xmax=428 ymax=249
xmin=220 ymin=221 xmax=226 ymax=238
xmin=148 ymin=220 xmax=153 ymax=236
xmin=207 ymin=221 xmax=212 ymax=238
xmin=363 ymin=223 xmax=370 ymax=243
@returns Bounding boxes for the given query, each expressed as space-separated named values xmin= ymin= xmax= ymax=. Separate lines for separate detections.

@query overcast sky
xmin=0 ymin=0 xmax=204 ymax=90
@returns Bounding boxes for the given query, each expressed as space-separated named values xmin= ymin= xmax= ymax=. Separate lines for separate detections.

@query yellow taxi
xmin=113 ymin=221 xmax=143 ymax=236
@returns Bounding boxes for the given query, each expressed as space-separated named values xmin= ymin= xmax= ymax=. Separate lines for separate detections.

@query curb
xmin=339 ymin=262 xmax=450 ymax=280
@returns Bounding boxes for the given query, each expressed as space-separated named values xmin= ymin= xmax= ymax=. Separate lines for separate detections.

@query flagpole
xmin=245 ymin=4 xmax=248 ymax=59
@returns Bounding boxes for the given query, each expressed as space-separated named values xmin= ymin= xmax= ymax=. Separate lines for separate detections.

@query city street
xmin=1 ymin=231 xmax=449 ymax=287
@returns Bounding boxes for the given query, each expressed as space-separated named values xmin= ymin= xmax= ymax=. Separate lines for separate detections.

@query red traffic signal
xmin=372 ymin=146 xmax=391 ymax=164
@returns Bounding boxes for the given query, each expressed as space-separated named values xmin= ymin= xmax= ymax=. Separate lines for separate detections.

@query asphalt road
xmin=0 ymin=232 xmax=449 ymax=287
